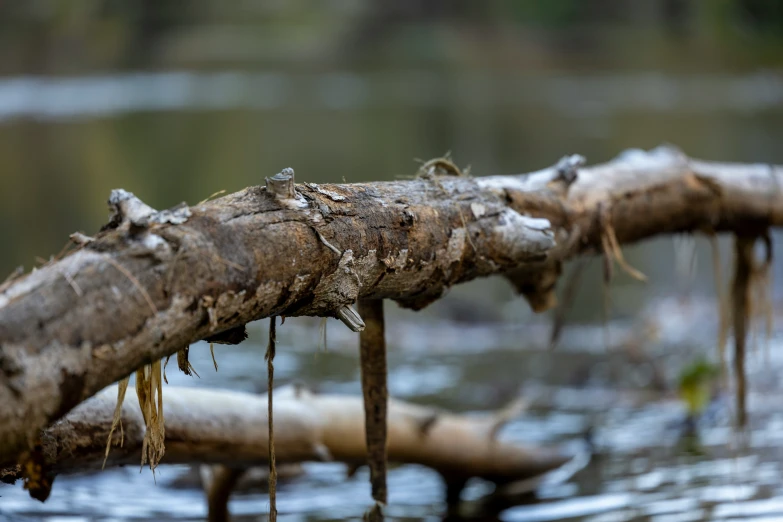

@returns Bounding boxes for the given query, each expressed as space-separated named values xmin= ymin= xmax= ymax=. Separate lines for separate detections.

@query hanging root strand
xmin=134 ymin=360 xmax=166 ymax=477
xmin=102 ymin=376 xmax=130 ymax=469
xmin=753 ymin=230 xmax=774 ymax=362
xmin=709 ymin=233 xmax=730 ymax=375
xmin=210 ymin=343 xmax=219 ymax=371
xmin=549 ymin=259 xmax=589 ymax=350
xmin=358 ymin=299 xmax=388 ymax=522
xmin=732 ymin=235 xmax=755 ymax=428
xmin=266 ymin=317 xmax=278 ymax=522
xmin=600 ymin=219 xmax=613 ymax=349
xmin=599 ymin=204 xmax=647 ymax=282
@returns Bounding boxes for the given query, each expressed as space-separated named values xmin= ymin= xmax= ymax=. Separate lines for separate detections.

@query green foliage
xmin=677 ymin=357 xmax=720 ymax=415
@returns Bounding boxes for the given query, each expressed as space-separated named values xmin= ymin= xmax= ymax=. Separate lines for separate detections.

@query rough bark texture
xmin=1 ymin=145 xmax=782 ymax=462
xmin=0 ymin=385 xmax=572 ymax=487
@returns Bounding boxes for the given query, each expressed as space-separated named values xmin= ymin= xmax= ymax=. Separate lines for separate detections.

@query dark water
xmin=3 ymin=296 xmax=783 ymax=521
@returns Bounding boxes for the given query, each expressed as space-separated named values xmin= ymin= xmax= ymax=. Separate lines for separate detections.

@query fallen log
xmin=0 ymin=385 xmax=573 ymax=501
xmin=1 ymin=145 xmax=781 ymax=464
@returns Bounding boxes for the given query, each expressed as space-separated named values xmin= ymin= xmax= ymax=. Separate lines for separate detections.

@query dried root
xmin=136 ymin=361 xmax=165 ymax=474
xmin=266 ymin=317 xmax=278 ymax=522
xmin=599 ymin=205 xmax=647 ymax=283
xmin=319 ymin=317 xmax=328 ymax=352
xmin=102 ymin=376 xmax=130 ymax=469
xmin=549 ymin=259 xmax=589 ymax=350
xmin=598 ymin=204 xmax=648 ymax=349
xmin=750 ymin=232 xmax=774 ymax=362
xmin=709 ymin=234 xmax=730 ymax=376
xmin=105 ymin=341 xmax=214 ymax=472
xmin=210 ymin=343 xmax=219 ymax=371
xmin=104 ymin=361 xmax=167 ymax=476
xmin=728 ymin=230 xmax=774 ymax=428
xmin=358 ymin=299 xmax=388 ymax=522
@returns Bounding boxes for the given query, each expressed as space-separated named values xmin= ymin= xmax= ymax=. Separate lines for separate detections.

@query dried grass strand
xmin=104 ymin=256 xmax=157 ymax=315
xmin=102 ymin=376 xmax=130 ymax=469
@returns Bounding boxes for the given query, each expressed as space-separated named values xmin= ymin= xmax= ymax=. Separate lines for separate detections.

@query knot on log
xmin=265 ymin=168 xmax=309 ymax=210
xmin=266 ymin=168 xmax=297 ymax=200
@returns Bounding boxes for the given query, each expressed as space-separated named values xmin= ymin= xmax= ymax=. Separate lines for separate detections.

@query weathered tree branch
xmin=0 ymin=385 xmax=572 ymax=497
xmin=1 ymin=145 xmax=782 ymax=463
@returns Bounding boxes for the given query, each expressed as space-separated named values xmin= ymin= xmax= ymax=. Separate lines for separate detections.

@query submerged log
xmin=1 ymin=145 xmax=782 ymax=463
xmin=0 ymin=385 xmax=572 ymax=494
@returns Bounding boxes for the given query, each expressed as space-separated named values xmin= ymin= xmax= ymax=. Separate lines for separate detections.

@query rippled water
xmin=3 ymin=297 xmax=783 ymax=521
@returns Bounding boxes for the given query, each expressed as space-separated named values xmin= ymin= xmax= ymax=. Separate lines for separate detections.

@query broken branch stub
xmin=337 ymin=305 xmax=366 ymax=332
xmin=2 ymin=147 xmax=783 ymax=463
xmin=265 ymin=168 xmax=297 ymax=201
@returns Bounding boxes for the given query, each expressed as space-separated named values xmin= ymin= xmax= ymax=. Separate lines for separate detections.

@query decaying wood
xmin=1 ymin=145 xmax=782 ymax=464
xmin=358 ymin=298 xmax=388 ymax=521
xmin=0 ymin=385 xmax=572 ymax=497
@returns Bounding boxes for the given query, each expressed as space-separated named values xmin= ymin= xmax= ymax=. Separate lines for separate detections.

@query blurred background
xmin=2 ymin=1 xmax=783 ymax=521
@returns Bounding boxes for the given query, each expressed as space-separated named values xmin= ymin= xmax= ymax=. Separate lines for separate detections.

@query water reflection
xmin=4 ymin=298 xmax=783 ymax=521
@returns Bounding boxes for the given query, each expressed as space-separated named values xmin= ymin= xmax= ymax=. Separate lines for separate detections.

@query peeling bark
xmin=1 ymin=145 xmax=782 ymax=462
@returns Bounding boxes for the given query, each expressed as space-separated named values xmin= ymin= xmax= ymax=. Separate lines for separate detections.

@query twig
xmin=61 ymin=271 xmax=83 ymax=297
xmin=198 ymin=189 xmax=227 ymax=205
xmin=0 ymin=266 xmax=24 ymax=293
xmin=103 ymin=256 xmax=158 ymax=314
xmin=211 ymin=253 xmax=247 ymax=273
xmin=604 ymin=216 xmax=647 ymax=282
xmin=314 ymin=229 xmax=342 ymax=256
xmin=458 ymin=208 xmax=476 ymax=252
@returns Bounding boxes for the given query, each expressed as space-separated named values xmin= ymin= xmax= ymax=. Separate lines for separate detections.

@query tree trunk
xmin=1 ymin=145 xmax=781 ymax=463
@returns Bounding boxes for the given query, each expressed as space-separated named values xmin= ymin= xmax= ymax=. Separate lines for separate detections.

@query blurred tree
xmin=735 ymin=0 xmax=783 ymax=36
